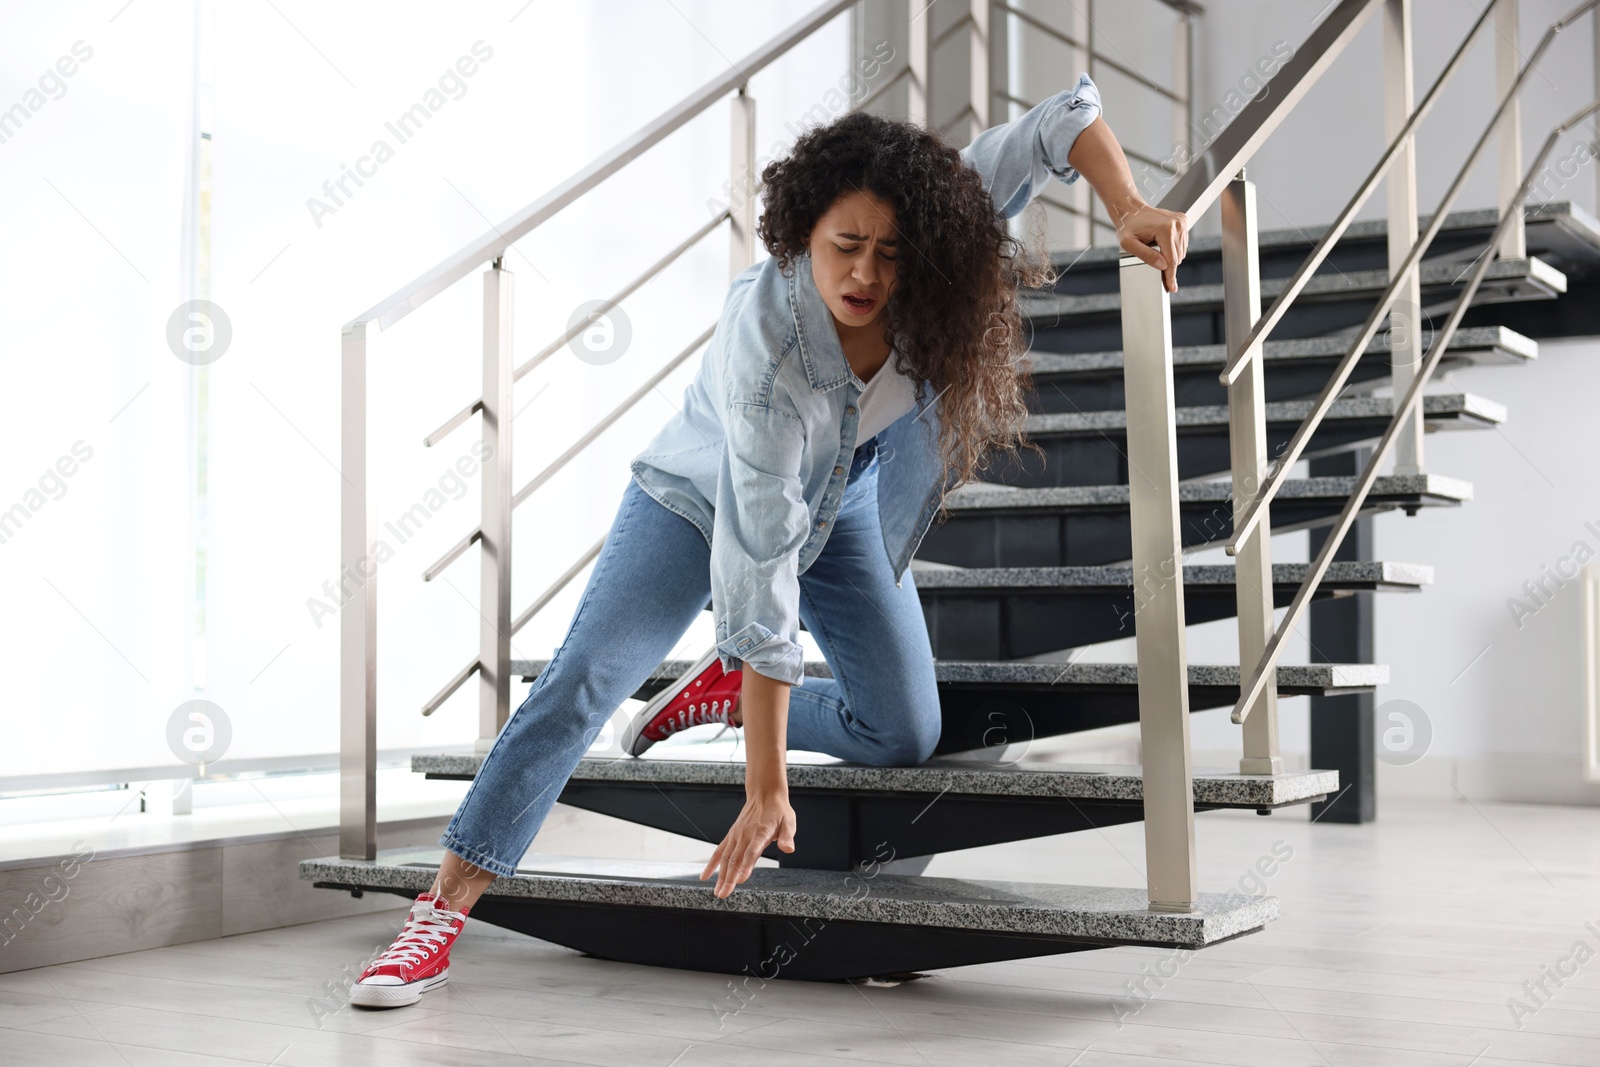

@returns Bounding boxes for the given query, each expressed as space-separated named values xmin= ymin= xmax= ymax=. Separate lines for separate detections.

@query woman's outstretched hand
xmin=1116 ymin=202 xmax=1190 ymax=293
xmin=701 ymin=790 xmax=796 ymax=898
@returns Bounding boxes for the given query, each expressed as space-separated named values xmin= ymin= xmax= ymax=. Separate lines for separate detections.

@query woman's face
xmin=807 ymin=189 xmax=900 ymax=331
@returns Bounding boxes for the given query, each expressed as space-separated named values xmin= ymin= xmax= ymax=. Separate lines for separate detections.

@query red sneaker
xmin=623 ymin=646 xmax=742 ymax=756
xmin=350 ymin=892 xmax=468 ymax=1008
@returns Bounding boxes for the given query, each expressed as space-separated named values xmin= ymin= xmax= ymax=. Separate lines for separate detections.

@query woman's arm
xmin=700 ymin=666 xmax=795 ymax=899
xmin=1066 ymin=116 xmax=1190 ymax=293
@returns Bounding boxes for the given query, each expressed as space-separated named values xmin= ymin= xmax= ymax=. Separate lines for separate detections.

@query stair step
xmin=926 ymin=473 xmax=1472 ymax=568
xmin=914 ymin=561 xmax=1430 ymax=658
xmin=1022 ymin=256 xmax=1563 ymax=352
xmin=301 ymin=850 xmax=1276 ymax=977
xmin=1026 ymin=326 xmax=1534 ymax=412
xmin=510 ymin=658 xmax=1385 ymax=754
xmin=1022 ymin=256 xmax=1565 ymax=319
xmin=418 ymin=752 xmax=1338 ymax=807
xmin=996 ymin=393 xmax=1503 ymax=488
xmin=1040 ymin=200 xmax=1600 ymax=288
xmin=413 ymin=753 xmax=1337 ymax=870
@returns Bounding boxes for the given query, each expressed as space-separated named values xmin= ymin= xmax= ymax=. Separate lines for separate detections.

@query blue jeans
xmin=440 ymin=436 xmax=942 ymax=877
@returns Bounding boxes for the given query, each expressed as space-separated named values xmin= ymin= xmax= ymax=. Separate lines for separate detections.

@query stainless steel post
xmin=908 ymin=0 xmax=931 ymax=126
xmin=1221 ymin=176 xmax=1283 ymax=776
xmin=1383 ymin=0 xmax=1425 ymax=475
xmin=730 ymin=86 xmax=757 ymax=280
xmin=969 ymin=0 xmax=990 ymax=141
xmin=1119 ymin=255 xmax=1198 ymax=911
xmin=1495 ymin=0 xmax=1527 ymax=260
xmin=1174 ymin=12 xmax=1192 ymax=176
xmin=478 ymin=261 xmax=514 ymax=752
xmin=339 ymin=321 xmax=376 ymax=860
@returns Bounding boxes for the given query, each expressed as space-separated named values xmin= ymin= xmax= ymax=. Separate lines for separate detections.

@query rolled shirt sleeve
xmin=958 ymin=72 xmax=1102 ymax=220
xmin=710 ymin=398 xmax=811 ymax=686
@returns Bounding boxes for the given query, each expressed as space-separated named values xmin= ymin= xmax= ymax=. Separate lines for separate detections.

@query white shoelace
xmin=370 ymin=899 xmax=466 ymax=969
xmin=664 ymin=698 xmax=734 ymax=736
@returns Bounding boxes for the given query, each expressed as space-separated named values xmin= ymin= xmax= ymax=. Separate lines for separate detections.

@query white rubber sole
xmin=350 ymin=968 xmax=449 ymax=1009
xmin=622 ymin=645 xmax=723 ymax=757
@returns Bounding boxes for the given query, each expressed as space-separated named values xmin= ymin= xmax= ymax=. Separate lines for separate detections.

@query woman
xmin=350 ymin=71 xmax=1188 ymax=1009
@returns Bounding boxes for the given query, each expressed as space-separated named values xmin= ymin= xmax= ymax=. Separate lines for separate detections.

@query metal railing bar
xmin=422 ymin=210 xmax=730 ymax=448
xmin=1230 ymin=95 xmax=1600 ymax=725
xmin=1036 ymin=192 xmax=1120 ymax=232
xmin=932 ymin=12 xmax=974 ymax=50
xmin=509 ymin=324 xmax=715 ymax=508
xmin=421 ymin=656 xmax=481 ymax=718
xmin=511 ymin=534 xmax=606 ymax=635
xmin=937 ymin=103 xmax=976 ymax=136
xmin=1226 ymin=0 xmax=1596 ymax=553
xmin=1158 ymin=0 xmax=1381 ymax=221
xmin=854 ymin=63 xmax=912 ymax=113
xmin=1218 ymin=2 xmax=1497 ymax=385
xmin=346 ymin=0 xmax=856 ymax=334
xmin=423 ymin=527 xmax=479 ymax=583
xmin=993 ymin=2 xmax=1185 ymax=104
xmin=422 ymin=324 xmax=716 ymax=582
xmin=994 ymin=90 xmax=1037 ymax=113
xmin=423 ymin=532 xmax=607 ymax=716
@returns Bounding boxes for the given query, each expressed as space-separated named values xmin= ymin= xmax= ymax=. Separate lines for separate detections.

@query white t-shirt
xmin=853 ymin=353 xmax=918 ymax=443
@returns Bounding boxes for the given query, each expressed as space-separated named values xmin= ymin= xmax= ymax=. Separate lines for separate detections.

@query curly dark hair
xmin=756 ymin=108 xmax=1055 ymax=519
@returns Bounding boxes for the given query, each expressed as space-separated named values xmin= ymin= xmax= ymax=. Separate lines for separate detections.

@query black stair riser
xmin=918 ymin=581 xmax=1406 ymax=659
xmin=920 ymin=494 xmax=1457 ymax=569
xmin=541 ymin=784 xmax=1322 ymax=871
xmin=505 ymin=672 xmax=1368 ymax=753
xmin=1028 ymin=350 xmax=1467 ymax=413
xmin=1041 ymin=222 xmax=1566 ymax=297
xmin=1023 ymin=278 xmax=1546 ymax=353
xmin=984 ymin=414 xmax=1416 ymax=488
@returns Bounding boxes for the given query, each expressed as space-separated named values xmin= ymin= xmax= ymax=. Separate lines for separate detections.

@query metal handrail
xmin=1217 ymin=3 xmax=1498 ymax=385
xmin=343 ymin=0 xmax=857 ymax=335
xmin=1224 ymin=0 xmax=1599 ymax=557
xmin=1229 ymin=94 xmax=1600 ymax=725
xmin=1156 ymin=0 xmax=1381 ymax=222
xmin=992 ymin=3 xmax=1187 ymax=105
xmin=422 ymin=324 xmax=715 ymax=581
xmin=422 ymin=532 xmax=607 ymax=716
xmin=423 ymin=210 xmax=731 ymax=447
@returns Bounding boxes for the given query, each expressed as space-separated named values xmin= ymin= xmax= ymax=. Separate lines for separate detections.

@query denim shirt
xmin=629 ymin=73 xmax=1103 ymax=685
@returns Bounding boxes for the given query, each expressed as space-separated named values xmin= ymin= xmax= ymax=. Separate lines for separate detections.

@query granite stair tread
xmin=910 ymin=559 xmax=1433 ymax=591
xmin=943 ymin=473 xmax=1473 ymax=511
xmin=1022 ymin=392 xmax=1504 ymax=435
xmin=510 ymin=657 xmax=1388 ymax=691
xmin=1018 ymin=256 xmax=1565 ymax=319
xmin=1024 ymin=325 xmax=1535 ymax=375
xmin=300 ymin=849 xmax=1275 ymax=948
xmin=1039 ymin=200 xmax=1600 ymax=277
xmin=412 ymin=752 xmax=1339 ymax=808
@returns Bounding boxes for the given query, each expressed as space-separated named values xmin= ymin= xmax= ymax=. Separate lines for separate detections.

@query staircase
xmin=304 ymin=0 xmax=1600 ymax=981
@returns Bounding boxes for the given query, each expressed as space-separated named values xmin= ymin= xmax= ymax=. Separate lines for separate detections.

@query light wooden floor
xmin=2 ymin=797 xmax=1597 ymax=1066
